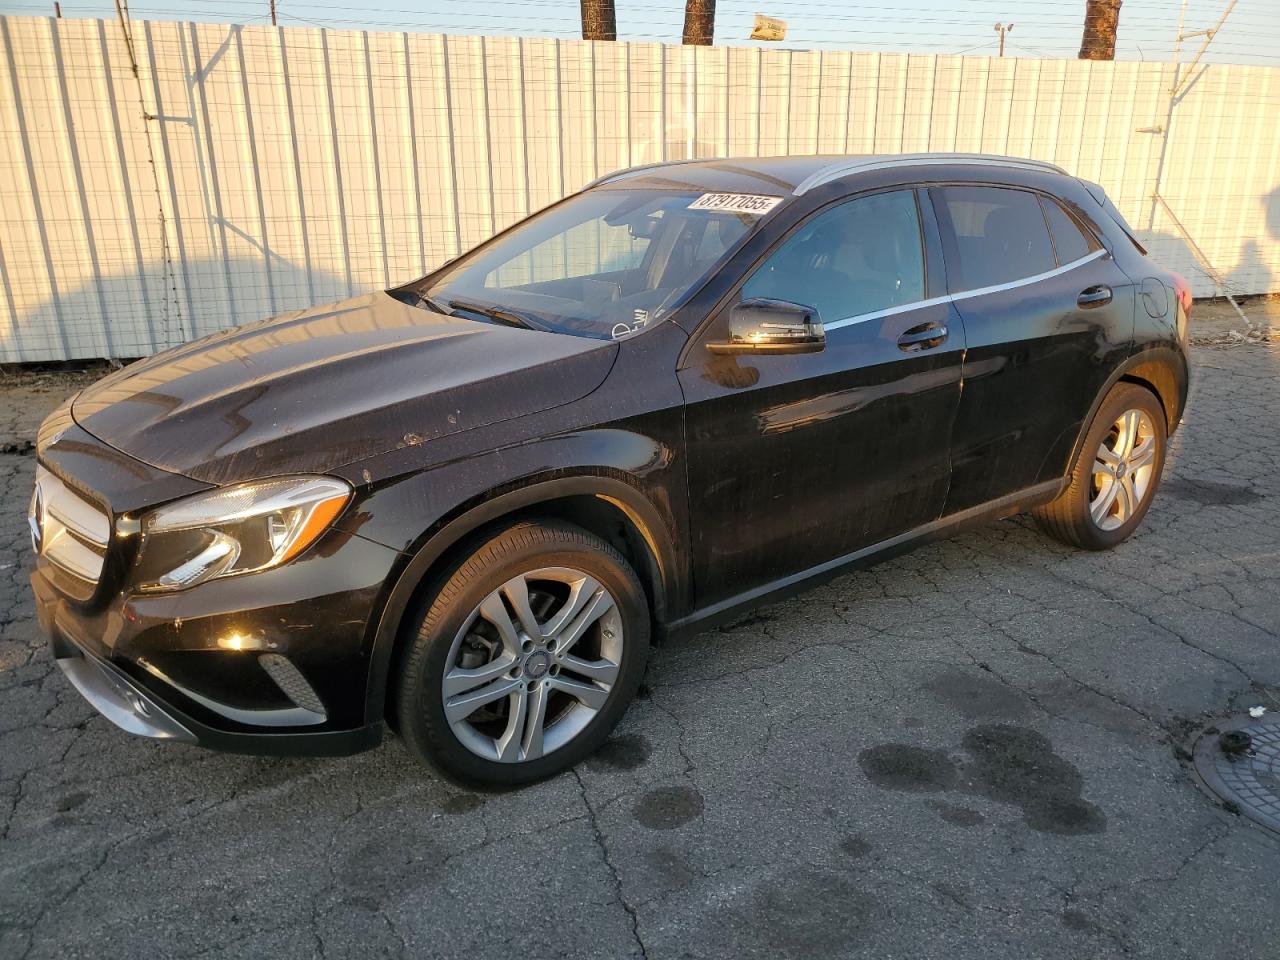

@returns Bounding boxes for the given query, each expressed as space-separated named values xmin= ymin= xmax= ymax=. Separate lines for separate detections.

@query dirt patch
xmin=633 ymin=784 xmax=704 ymax=829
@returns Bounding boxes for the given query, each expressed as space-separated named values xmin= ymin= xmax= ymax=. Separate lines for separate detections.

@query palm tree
xmin=682 ymin=0 xmax=716 ymax=45
xmin=580 ymin=0 xmax=616 ymax=41
xmin=1079 ymin=0 xmax=1122 ymax=59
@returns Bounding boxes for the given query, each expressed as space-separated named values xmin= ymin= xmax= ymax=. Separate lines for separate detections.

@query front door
xmin=679 ymin=188 xmax=965 ymax=610
xmin=929 ymin=185 xmax=1138 ymax=513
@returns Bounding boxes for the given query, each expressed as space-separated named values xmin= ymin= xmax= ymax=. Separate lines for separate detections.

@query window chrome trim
xmin=824 ymin=295 xmax=952 ymax=331
xmin=821 ymin=249 xmax=1106 ymax=332
xmin=951 ymin=248 xmax=1105 ymax=303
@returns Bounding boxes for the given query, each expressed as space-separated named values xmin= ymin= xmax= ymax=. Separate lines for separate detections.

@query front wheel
xmin=394 ymin=521 xmax=649 ymax=787
xmin=1032 ymin=382 xmax=1167 ymax=550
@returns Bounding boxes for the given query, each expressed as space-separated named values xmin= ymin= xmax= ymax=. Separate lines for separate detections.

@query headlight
xmin=134 ymin=476 xmax=352 ymax=592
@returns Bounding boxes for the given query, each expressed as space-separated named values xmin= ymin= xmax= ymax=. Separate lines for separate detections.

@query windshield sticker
xmin=612 ymin=310 xmax=650 ymax=340
xmin=687 ymin=193 xmax=783 ymax=215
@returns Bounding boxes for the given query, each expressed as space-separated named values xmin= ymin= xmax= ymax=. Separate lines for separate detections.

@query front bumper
xmin=47 ymin=624 xmax=384 ymax=755
xmin=31 ymin=419 xmax=399 ymax=757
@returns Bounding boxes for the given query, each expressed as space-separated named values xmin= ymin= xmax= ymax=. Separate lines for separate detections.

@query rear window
xmin=1041 ymin=197 xmax=1101 ymax=265
xmin=933 ymin=186 xmax=1055 ymax=291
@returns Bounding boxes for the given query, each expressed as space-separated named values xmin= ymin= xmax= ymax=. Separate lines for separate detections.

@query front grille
xmin=31 ymin=465 xmax=110 ymax=585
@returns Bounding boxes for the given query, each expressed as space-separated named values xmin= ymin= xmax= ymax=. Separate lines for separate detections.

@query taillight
xmin=1172 ymin=276 xmax=1192 ymax=340
xmin=1174 ymin=277 xmax=1193 ymax=317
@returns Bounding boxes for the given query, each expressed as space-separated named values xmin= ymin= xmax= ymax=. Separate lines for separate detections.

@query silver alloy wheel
xmin=1090 ymin=408 xmax=1158 ymax=531
xmin=441 ymin=566 xmax=623 ymax=763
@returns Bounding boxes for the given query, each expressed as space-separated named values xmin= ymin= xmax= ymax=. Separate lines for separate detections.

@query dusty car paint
xmin=31 ymin=156 xmax=1190 ymax=757
xmin=72 ymin=292 xmax=618 ymax=484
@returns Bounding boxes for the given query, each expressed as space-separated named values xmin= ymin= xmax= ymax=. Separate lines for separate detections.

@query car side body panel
xmin=679 ymin=296 xmax=965 ymax=607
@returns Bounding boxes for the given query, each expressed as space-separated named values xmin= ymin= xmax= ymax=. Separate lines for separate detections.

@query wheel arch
xmin=1064 ymin=346 xmax=1188 ymax=473
xmin=362 ymin=473 xmax=679 ymax=725
xmin=1117 ymin=357 xmax=1183 ymax=434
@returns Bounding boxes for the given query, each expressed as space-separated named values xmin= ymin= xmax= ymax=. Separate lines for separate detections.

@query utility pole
xmin=53 ymin=2 xmax=61 ymax=16
xmin=993 ymin=22 xmax=1013 ymax=57
xmin=269 ymin=0 xmax=277 ymax=26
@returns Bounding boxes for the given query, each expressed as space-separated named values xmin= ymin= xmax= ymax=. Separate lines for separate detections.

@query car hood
xmin=72 ymin=292 xmax=618 ymax=485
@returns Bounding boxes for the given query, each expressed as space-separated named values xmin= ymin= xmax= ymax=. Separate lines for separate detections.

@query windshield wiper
xmin=416 ymin=292 xmax=453 ymax=315
xmin=445 ymin=299 xmax=543 ymax=331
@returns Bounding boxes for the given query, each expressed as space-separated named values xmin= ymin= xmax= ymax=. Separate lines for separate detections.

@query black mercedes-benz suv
xmin=31 ymin=153 xmax=1190 ymax=786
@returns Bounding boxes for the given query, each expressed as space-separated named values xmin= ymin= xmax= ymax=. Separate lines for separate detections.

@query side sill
xmin=667 ymin=479 xmax=1063 ymax=641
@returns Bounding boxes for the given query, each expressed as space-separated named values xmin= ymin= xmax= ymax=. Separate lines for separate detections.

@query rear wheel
xmin=394 ymin=521 xmax=649 ymax=787
xmin=1032 ymin=382 xmax=1167 ymax=550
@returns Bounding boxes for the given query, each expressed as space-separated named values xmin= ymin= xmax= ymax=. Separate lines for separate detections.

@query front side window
xmin=418 ymin=189 xmax=760 ymax=339
xmin=933 ymin=186 xmax=1055 ymax=291
xmin=741 ymin=189 xmax=925 ymax=324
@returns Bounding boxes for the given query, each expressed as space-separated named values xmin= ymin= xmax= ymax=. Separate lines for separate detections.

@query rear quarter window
xmin=1041 ymin=197 xmax=1101 ymax=265
xmin=932 ymin=186 xmax=1055 ymax=291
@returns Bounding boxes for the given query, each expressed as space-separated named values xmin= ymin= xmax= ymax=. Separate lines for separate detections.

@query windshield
xmin=415 ymin=189 xmax=768 ymax=339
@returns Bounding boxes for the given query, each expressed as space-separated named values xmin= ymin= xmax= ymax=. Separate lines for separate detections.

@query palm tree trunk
xmin=682 ymin=0 xmax=716 ymax=45
xmin=1079 ymin=0 xmax=1122 ymax=60
xmin=580 ymin=0 xmax=616 ymax=41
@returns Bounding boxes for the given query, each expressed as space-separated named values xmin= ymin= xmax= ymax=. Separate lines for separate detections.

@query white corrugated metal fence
xmin=1 ymin=15 xmax=1277 ymax=361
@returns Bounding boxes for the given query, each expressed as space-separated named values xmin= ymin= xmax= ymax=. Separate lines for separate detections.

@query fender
xmin=1039 ymin=344 xmax=1190 ymax=485
xmin=360 ymin=472 xmax=682 ymax=724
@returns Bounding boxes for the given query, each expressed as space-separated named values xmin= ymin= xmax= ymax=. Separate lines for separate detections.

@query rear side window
xmin=1041 ymin=197 xmax=1101 ymax=265
xmin=933 ymin=186 xmax=1055 ymax=291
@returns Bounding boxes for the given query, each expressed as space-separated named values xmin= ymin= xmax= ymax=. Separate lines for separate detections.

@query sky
xmin=2 ymin=0 xmax=1278 ymax=66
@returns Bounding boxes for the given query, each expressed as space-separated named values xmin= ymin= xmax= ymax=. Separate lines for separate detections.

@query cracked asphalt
xmin=2 ymin=302 xmax=1279 ymax=959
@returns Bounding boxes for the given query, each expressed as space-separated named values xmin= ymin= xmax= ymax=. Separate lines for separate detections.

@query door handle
xmin=1077 ymin=285 xmax=1113 ymax=308
xmin=897 ymin=322 xmax=948 ymax=352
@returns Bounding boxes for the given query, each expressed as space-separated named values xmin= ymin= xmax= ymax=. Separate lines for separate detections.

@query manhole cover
xmin=1192 ymin=714 xmax=1280 ymax=833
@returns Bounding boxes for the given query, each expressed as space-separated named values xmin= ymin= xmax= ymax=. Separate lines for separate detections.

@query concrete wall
xmin=1 ymin=15 xmax=1277 ymax=361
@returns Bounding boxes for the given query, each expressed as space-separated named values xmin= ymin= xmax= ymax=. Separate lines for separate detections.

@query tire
xmin=394 ymin=520 xmax=650 ymax=787
xmin=1032 ymin=382 xmax=1167 ymax=551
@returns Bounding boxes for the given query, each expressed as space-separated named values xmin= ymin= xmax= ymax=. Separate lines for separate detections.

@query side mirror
xmin=706 ymin=298 xmax=825 ymax=355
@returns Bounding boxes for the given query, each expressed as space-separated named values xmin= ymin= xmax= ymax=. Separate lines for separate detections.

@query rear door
xmin=931 ymin=184 xmax=1137 ymax=514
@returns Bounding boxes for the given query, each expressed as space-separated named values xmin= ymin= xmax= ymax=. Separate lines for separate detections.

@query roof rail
xmin=792 ymin=153 xmax=1068 ymax=195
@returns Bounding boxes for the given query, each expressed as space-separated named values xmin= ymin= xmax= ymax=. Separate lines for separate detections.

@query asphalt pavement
xmin=2 ymin=302 xmax=1278 ymax=959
